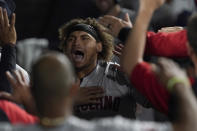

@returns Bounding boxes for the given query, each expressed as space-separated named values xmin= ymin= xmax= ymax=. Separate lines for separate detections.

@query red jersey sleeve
xmin=145 ymin=30 xmax=188 ymax=58
xmin=0 ymin=100 xmax=38 ymax=124
xmin=130 ymin=62 xmax=170 ymax=114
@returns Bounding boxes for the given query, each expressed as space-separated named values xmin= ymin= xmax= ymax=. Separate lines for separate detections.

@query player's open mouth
xmin=71 ymin=50 xmax=85 ymax=62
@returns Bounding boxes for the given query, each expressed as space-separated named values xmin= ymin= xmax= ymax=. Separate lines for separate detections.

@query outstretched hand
xmin=113 ymin=44 xmax=124 ymax=58
xmin=0 ymin=7 xmax=16 ymax=46
xmin=0 ymin=70 xmax=36 ymax=114
xmin=75 ymin=86 xmax=104 ymax=105
xmin=0 ymin=70 xmax=31 ymax=104
xmin=98 ymin=13 xmax=132 ymax=37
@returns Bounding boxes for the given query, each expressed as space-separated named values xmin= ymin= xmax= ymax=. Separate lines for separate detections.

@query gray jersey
xmin=0 ymin=116 xmax=173 ymax=131
xmin=74 ymin=61 xmax=151 ymax=119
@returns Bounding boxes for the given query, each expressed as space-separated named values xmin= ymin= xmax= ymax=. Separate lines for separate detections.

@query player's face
xmin=64 ymin=31 xmax=102 ymax=71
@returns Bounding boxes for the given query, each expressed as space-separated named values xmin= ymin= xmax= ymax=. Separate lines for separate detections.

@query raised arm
xmin=0 ymin=7 xmax=16 ymax=93
xmin=155 ymin=58 xmax=197 ymax=131
xmin=119 ymin=0 xmax=170 ymax=114
xmin=120 ymin=0 xmax=165 ymax=75
xmin=99 ymin=0 xmax=170 ymax=114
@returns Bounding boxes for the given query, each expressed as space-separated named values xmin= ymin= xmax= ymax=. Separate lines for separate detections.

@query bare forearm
xmin=121 ymin=7 xmax=154 ymax=76
xmin=172 ymin=84 xmax=197 ymax=131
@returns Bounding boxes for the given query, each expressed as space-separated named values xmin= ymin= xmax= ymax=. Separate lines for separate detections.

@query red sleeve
xmin=145 ymin=30 xmax=188 ymax=58
xmin=0 ymin=100 xmax=38 ymax=124
xmin=130 ymin=62 xmax=170 ymax=114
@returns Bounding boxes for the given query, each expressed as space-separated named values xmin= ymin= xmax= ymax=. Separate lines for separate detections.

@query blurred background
xmin=14 ymin=0 xmax=196 ymax=50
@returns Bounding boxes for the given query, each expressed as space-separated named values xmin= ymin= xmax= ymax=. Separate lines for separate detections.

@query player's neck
xmin=76 ymin=60 xmax=97 ymax=79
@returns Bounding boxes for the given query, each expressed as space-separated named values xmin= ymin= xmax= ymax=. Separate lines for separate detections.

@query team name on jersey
xmin=75 ymin=96 xmax=121 ymax=112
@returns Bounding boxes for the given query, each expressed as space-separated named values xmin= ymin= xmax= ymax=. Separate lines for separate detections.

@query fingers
xmin=6 ymin=71 xmax=17 ymax=88
xmin=81 ymin=86 xmax=103 ymax=90
xmin=87 ymin=100 xmax=101 ymax=104
xmin=124 ymin=13 xmax=130 ymax=23
xmin=13 ymin=70 xmax=22 ymax=83
xmin=89 ymin=93 xmax=104 ymax=99
xmin=113 ymin=44 xmax=124 ymax=57
xmin=10 ymin=13 xmax=15 ymax=29
xmin=0 ymin=7 xmax=16 ymax=45
xmin=118 ymin=44 xmax=124 ymax=48
xmin=84 ymin=86 xmax=104 ymax=91
xmin=0 ymin=91 xmax=14 ymax=101
xmin=124 ymin=13 xmax=132 ymax=27
xmin=86 ymin=90 xmax=104 ymax=104
xmin=1 ymin=8 xmax=15 ymax=28
xmin=0 ymin=8 xmax=11 ymax=28
xmin=76 ymin=87 xmax=104 ymax=105
xmin=18 ymin=70 xmax=25 ymax=82
xmin=80 ymin=87 xmax=104 ymax=95
xmin=0 ymin=8 xmax=4 ymax=29
xmin=79 ymin=86 xmax=104 ymax=96
xmin=6 ymin=70 xmax=26 ymax=89
xmin=98 ymin=15 xmax=118 ymax=27
xmin=113 ymin=50 xmax=121 ymax=57
xmin=3 ymin=9 xmax=9 ymax=27
xmin=115 ymin=44 xmax=123 ymax=52
xmin=88 ymin=89 xmax=104 ymax=96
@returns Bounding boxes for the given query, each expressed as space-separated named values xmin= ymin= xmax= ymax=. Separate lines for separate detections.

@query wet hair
xmin=187 ymin=14 xmax=197 ymax=55
xmin=59 ymin=18 xmax=113 ymax=61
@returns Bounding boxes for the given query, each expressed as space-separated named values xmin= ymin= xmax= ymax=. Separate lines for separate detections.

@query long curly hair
xmin=59 ymin=18 xmax=114 ymax=61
